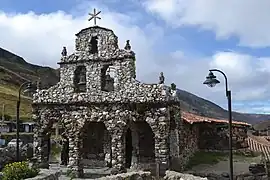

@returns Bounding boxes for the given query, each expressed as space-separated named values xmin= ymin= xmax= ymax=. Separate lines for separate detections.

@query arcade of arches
xmin=32 ymin=104 xmax=178 ymax=176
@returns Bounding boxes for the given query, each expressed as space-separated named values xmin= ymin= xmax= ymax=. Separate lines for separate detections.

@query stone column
xmin=68 ymin=133 xmax=84 ymax=178
xmin=111 ymin=132 xmax=125 ymax=171
xmin=33 ymin=132 xmax=50 ymax=169
xmin=155 ymin=112 xmax=170 ymax=176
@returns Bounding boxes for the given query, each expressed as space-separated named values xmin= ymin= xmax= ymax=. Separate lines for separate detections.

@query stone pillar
xmin=34 ymin=133 xmax=50 ymax=169
xmin=68 ymin=134 xmax=84 ymax=178
xmin=111 ymin=131 xmax=125 ymax=172
xmin=155 ymin=113 xmax=170 ymax=176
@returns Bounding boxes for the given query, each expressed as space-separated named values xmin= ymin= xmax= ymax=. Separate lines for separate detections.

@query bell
xmin=78 ymin=75 xmax=86 ymax=85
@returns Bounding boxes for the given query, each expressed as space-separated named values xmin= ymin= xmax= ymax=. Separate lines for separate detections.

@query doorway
xmin=125 ymin=128 xmax=132 ymax=168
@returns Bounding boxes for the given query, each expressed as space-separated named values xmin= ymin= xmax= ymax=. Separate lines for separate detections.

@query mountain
xmin=0 ymin=47 xmax=59 ymax=120
xmin=177 ymin=89 xmax=270 ymax=125
xmin=0 ymin=47 xmax=269 ymax=124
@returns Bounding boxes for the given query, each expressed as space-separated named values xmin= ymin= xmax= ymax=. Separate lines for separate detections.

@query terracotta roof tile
xmin=181 ymin=111 xmax=251 ymax=126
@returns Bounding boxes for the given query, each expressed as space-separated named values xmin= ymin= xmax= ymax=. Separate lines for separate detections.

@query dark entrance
xmin=125 ymin=128 xmax=132 ymax=168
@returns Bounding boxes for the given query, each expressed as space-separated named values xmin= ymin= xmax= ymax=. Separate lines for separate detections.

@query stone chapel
xmin=32 ymin=19 xmax=183 ymax=177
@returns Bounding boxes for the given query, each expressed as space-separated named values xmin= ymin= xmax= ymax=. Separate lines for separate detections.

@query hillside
xmin=0 ymin=47 xmax=59 ymax=119
xmin=0 ymin=47 xmax=269 ymax=124
xmin=177 ymin=89 xmax=270 ymax=124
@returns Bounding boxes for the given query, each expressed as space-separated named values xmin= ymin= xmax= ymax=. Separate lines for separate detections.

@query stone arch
xmin=74 ymin=65 xmax=86 ymax=92
xmin=122 ymin=119 xmax=139 ymax=169
xmin=89 ymin=35 xmax=98 ymax=54
xmin=135 ymin=121 xmax=155 ymax=165
xmin=80 ymin=120 xmax=111 ymax=168
xmin=101 ymin=64 xmax=115 ymax=92
xmin=34 ymin=108 xmax=64 ymax=166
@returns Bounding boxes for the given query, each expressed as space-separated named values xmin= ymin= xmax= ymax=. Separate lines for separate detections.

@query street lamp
xmin=16 ymin=81 xmax=36 ymax=162
xmin=203 ymin=69 xmax=233 ymax=180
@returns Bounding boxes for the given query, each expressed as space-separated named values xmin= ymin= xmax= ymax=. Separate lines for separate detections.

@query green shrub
xmin=51 ymin=142 xmax=61 ymax=157
xmin=2 ymin=161 xmax=40 ymax=180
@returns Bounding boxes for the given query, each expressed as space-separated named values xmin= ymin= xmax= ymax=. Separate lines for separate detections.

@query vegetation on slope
xmin=0 ymin=47 xmax=59 ymax=120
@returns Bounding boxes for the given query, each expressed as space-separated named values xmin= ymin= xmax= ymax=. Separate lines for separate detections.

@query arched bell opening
xmin=74 ymin=65 xmax=86 ymax=92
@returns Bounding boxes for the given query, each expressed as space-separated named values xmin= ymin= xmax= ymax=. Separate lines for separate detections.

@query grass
xmin=0 ymin=88 xmax=32 ymax=120
xmin=186 ymin=151 xmax=228 ymax=169
xmin=185 ymin=151 xmax=260 ymax=169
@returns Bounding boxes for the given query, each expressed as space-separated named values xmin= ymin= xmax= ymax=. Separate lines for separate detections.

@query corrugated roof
xmin=181 ymin=111 xmax=251 ymax=126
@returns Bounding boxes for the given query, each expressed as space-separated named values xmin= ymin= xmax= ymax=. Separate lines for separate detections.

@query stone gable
xmin=33 ymin=26 xmax=178 ymax=105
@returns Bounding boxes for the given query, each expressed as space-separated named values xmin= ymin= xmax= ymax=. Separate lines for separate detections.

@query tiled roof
xmin=181 ymin=111 xmax=251 ymax=126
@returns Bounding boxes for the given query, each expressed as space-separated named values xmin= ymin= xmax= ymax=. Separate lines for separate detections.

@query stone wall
xmin=178 ymin=122 xmax=199 ymax=170
xmin=198 ymin=123 xmax=248 ymax=150
xmin=169 ymin=109 xmax=199 ymax=172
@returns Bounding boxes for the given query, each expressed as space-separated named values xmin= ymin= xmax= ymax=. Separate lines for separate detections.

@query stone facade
xmin=31 ymin=23 xmax=250 ymax=178
xmin=198 ymin=123 xmax=248 ymax=150
xmin=168 ymin=114 xmax=249 ymax=172
xmin=32 ymin=24 xmax=181 ymax=177
xmin=169 ymin=121 xmax=199 ymax=172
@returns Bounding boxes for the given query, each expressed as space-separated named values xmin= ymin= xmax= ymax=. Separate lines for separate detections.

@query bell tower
xmin=58 ymin=8 xmax=136 ymax=95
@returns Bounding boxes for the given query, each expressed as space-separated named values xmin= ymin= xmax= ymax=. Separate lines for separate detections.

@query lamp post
xmin=16 ymin=81 xmax=35 ymax=162
xmin=203 ymin=69 xmax=233 ymax=180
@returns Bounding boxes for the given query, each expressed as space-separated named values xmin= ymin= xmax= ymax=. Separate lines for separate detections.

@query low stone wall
xmin=164 ymin=171 xmax=208 ymax=180
xmin=96 ymin=171 xmax=153 ymax=180
xmin=25 ymin=169 xmax=61 ymax=180
xmin=188 ymin=171 xmax=268 ymax=180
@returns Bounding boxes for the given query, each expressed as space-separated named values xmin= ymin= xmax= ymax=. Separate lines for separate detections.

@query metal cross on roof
xmin=88 ymin=8 xmax=101 ymax=26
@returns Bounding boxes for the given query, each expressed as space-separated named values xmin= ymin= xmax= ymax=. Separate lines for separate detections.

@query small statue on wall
xmin=61 ymin=46 xmax=67 ymax=56
xmin=124 ymin=40 xmax=131 ymax=50
xmin=171 ymin=83 xmax=176 ymax=90
xmin=159 ymin=72 xmax=165 ymax=84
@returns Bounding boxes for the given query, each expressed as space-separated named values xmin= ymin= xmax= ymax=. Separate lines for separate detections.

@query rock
xmin=97 ymin=171 xmax=152 ymax=180
xmin=221 ymin=172 xmax=229 ymax=178
xmin=164 ymin=171 xmax=208 ymax=180
xmin=249 ymin=163 xmax=265 ymax=174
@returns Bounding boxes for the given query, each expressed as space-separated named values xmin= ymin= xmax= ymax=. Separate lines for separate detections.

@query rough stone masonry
xmin=31 ymin=20 xmax=183 ymax=178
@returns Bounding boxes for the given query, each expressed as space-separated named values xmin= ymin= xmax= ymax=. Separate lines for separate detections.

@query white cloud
xmin=0 ymin=3 xmax=164 ymax=83
xmin=1 ymin=1 xmax=270 ymax=113
xmin=143 ymin=0 xmax=270 ymax=47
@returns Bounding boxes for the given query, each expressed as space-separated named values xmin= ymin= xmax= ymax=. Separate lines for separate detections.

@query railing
xmin=247 ymin=135 xmax=270 ymax=161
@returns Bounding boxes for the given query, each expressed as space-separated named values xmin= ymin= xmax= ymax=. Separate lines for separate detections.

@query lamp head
xmin=203 ymin=71 xmax=220 ymax=87
xmin=23 ymin=82 xmax=36 ymax=94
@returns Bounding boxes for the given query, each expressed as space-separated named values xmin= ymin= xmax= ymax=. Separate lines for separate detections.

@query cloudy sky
xmin=1 ymin=0 xmax=270 ymax=114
